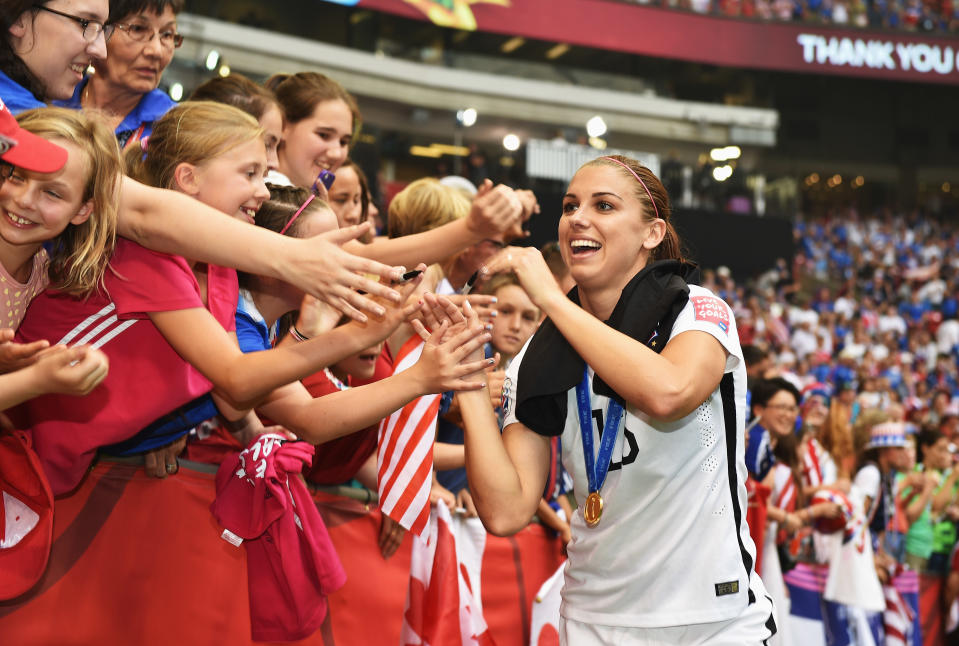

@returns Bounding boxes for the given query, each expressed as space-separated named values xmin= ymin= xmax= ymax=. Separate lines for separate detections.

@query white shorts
xmin=560 ymin=573 xmax=777 ymax=646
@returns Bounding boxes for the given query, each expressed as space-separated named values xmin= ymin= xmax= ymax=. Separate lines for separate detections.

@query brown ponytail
xmin=122 ymin=139 xmax=153 ymax=186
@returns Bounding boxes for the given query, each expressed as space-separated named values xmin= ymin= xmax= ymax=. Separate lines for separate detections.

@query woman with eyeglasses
xmin=748 ymin=378 xmax=842 ymax=646
xmin=747 ymin=377 xmax=802 ymax=482
xmin=59 ymin=0 xmax=183 ymax=148
xmin=1 ymin=0 xmax=110 ymax=111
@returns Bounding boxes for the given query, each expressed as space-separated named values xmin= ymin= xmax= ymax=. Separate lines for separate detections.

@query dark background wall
xmin=526 ymin=184 xmax=795 ymax=281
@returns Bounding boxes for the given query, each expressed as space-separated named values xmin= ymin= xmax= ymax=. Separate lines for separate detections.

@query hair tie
xmin=600 ymin=156 xmax=660 ymax=220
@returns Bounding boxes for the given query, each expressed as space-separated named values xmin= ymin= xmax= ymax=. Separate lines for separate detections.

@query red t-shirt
xmin=14 ymin=239 xmax=238 ymax=495
xmin=211 ymin=434 xmax=345 ymax=641
xmin=300 ymin=347 xmax=393 ymax=485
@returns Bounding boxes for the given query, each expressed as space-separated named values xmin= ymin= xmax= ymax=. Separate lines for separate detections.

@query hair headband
xmin=279 ymin=193 xmax=315 ymax=235
xmin=600 ymin=156 xmax=660 ymax=220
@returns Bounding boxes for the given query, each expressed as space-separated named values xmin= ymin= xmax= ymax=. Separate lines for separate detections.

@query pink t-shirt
xmin=14 ymin=239 xmax=238 ymax=495
xmin=0 ymin=249 xmax=49 ymax=330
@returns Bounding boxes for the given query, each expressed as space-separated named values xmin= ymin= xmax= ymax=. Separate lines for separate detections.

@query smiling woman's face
xmin=278 ymin=99 xmax=353 ymax=189
xmin=559 ymin=164 xmax=657 ymax=294
xmin=755 ymin=390 xmax=799 ymax=438
xmin=10 ymin=0 xmax=110 ymax=101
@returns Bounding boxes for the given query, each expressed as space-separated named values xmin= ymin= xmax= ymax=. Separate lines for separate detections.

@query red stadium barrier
xmin=0 ymin=461 xmax=565 ymax=645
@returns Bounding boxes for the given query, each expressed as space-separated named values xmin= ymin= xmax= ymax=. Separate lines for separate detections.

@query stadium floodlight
xmin=168 ymin=83 xmax=184 ymax=102
xmin=205 ymin=50 xmax=220 ymax=71
xmin=218 ymin=64 xmax=230 ymax=78
xmin=711 ymin=146 xmax=742 ymax=162
xmin=457 ymin=108 xmax=477 ymax=127
xmin=503 ymin=134 xmax=521 ymax=152
xmin=588 ymin=137 xmax=607 ymax=150
xmin=712 ymin=165 xmax=733 ymax=182
xmin=586 ymin=115 xmax=607 ymax=138
xmin=723 ymin=145 xmax=741 ymax=160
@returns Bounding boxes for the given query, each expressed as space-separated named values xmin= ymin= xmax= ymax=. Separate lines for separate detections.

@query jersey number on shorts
xmin=592 ymin=408 xmax=638 ymax=471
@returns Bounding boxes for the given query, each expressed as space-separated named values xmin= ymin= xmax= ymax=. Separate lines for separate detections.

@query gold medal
xmin=583 ymin=491 xmax=604 ymax=527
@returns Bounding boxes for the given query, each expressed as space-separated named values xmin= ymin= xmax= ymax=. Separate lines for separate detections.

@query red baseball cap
xmin=0 ymin=430 xmax=54 ymax=600
xmin=0 ymin=97 xmax=68 ymax=174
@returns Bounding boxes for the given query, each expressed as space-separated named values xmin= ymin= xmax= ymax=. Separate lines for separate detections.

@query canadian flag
xmin=377 ymin=336 xmax=440 ymax=537
xmin=401 ymin=500 xmax=496 ymax=646
xmin=528 ymin=563 xmax=564 ymax=646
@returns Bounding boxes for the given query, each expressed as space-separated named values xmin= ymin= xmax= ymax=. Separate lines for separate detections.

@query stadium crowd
xmin=729 ymin=208 xmax=959 ymax=645
xmin=1 ymin=0 xmax=958 ymax=644
xmin=635 ymin=0 xmax=959 ymax=32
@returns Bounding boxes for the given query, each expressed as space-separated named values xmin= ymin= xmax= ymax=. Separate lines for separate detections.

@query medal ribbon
xmin=575 ymin=366 xmax=624 ymax=496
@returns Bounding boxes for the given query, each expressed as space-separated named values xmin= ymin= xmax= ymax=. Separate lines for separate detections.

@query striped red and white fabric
xmin=885 ymin=564 xmax=918 ymax=646
xmin=377 ymin=336 xmax=440 ymax=537
xmin=802 ymin=438 xmax=824 ymax=488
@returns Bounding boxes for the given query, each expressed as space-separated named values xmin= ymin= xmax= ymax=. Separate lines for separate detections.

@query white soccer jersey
xmin=503 ymin=285 xmax=766 ymax=628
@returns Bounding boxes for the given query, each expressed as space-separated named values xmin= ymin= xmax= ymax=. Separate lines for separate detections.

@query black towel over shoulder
xmin=515 ymin=260 xmax=698 ymax=437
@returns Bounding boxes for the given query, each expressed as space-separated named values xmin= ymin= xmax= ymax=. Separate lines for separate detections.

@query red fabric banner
xmin=0 ymin=462 xmax=564 ymax=645
xmin=357 ymin=0 xmax=959 ymax=85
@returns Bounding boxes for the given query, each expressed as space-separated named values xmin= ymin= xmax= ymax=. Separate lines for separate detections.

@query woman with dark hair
xmin=59 ymin=0 xmax=184 ymax=147
xmin=264 ymin=71 xmax=357 ymax=189
xmin=747 ymin=376 xmax=802 ymax=481
xmin=446 ymin=154 xmax=776 ymax=643
xmin=1 ymin=0 xmax=110 ymax=111
xmin=749 ymin=378 xmax=840 ymax=646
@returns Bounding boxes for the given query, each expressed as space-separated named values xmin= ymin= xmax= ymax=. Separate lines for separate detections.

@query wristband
xmin=290 ymin=325 xmax=310 ymax=342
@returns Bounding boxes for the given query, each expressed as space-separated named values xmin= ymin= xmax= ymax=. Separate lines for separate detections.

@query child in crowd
xmin=0 ymin=99 xmax=111 ymax=400
xmin=483 ymin=272 xmax=573 ymax=543
xmin=853 ymin=416 xmax=922 ymax=643
xmin=12 ymin=103 xmax=490 ymax=495
xmin=897 ymin=429 xmax=956 ymax=642
xmin=326 ymin=159 xmax=365 ymax=229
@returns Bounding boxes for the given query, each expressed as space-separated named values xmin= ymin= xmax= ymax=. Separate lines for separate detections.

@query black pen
xmin=459 ymin=270 xmax=479 ymax=295
xmin=394 ymin=269 xmax=423 ymax=284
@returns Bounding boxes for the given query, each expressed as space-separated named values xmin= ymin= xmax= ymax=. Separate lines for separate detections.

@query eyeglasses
xmin=765 ymin=404 xmax=799 ymax=414
xmin=112 ymin=21 xmax=183 ymax=49
xmin=33 ymin=4 xmax=113 ymax=42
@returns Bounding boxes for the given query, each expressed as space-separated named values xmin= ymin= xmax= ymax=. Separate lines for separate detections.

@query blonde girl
xmin=14 ymin=102 xmax=489 ymax=494
xmin=0 ymin=106 xmax=117 ymax=328
xmin=0 ymin=107 xmax=110 ymax=403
